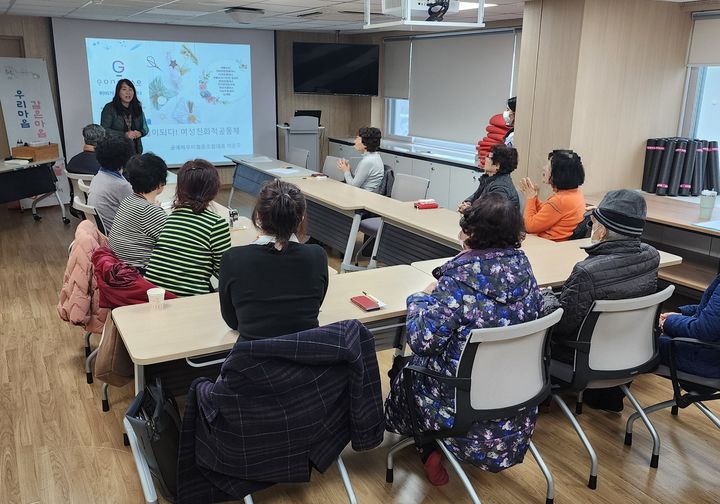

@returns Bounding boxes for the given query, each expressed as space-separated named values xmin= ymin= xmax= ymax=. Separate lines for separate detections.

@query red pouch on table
xmin=414 ymin=199 xmax=439 ymax=209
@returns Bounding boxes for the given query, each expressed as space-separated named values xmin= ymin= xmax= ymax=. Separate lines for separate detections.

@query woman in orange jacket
xmin=519 ymin=150 xmax=586 ymax=241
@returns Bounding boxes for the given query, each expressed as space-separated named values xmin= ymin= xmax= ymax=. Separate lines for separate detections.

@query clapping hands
xmin=519 ymin=177 xmax=539 ymax=199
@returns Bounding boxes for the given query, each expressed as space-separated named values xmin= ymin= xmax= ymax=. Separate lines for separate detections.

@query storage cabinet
xmin=449 ymin=168 xmax=482 ymax=209
xmin=380 ymin=152 xmax=412 ymax=176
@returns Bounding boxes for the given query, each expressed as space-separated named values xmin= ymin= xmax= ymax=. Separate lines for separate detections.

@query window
xmin=386 ymin=98 xmax=409 ymax=137
xmin=693 ymin=66 xmax=720 ymax=141
xmin=386 ymin=97 xmax=476 ymax=157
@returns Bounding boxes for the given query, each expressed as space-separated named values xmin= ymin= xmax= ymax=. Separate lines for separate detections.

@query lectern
xmin=277 ymin=116 xmax=322 ymax=171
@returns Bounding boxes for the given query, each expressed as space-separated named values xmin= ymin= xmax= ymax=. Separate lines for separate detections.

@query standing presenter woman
xmin=101 ymin=79 xmax=149 ymax=154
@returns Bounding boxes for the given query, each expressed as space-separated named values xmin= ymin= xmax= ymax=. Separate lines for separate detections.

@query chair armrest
xmin=403 ymin=365 xmax=471 ymax=391
xmin=667 ymin=337 xmax=720 ymax=351
xmin=401 ymin=364 xmax=471 ymax=443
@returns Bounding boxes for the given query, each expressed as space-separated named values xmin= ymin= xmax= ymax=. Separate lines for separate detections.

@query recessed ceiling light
xmin=458 ymin=2 xmax=498 ymax=10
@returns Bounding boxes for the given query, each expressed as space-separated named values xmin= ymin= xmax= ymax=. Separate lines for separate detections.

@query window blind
xmin=408 ymin=31 xmax=517 ymax=144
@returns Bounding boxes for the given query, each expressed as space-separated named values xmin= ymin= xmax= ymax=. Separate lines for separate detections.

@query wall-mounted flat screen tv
xmin=293 ymin=42 xmax=379 ymax=96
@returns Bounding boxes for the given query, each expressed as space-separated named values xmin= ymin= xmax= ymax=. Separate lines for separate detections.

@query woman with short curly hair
xmin=336 ymin=126 xmax=385 ymax=193
xmin=384 ymin=193 xmax=543 ymax=485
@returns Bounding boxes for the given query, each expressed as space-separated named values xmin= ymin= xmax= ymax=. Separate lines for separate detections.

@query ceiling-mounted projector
xmin=366 ymin=0 xmax=484 ymax=30
xmin=381 ymin=0 xmax=460 ymax=17
xmin=226 ymin=6 xmax=265 ymax=24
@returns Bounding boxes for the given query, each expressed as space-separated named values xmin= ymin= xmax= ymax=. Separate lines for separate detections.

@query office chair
xmin=386 ymin=309 xmax=563 ymax=504
xmin=550 ymin=286 xmax=674 ymax=489
xmin=624 ymin=336 xmax=720 ymax=466
xmin=288 ymin=147 xmax=310 ymax=168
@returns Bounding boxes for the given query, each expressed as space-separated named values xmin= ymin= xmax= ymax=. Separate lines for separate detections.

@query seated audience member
xmin=144 ymin=159 xmax=231 ymax=296
xmin=108 ymin=153 xmax=168 ymax=270
xmin=458 ymin=144 xmax=520 ymax=212
xmin=87 ymin=136 xmax=134 ymax=234
xmin=66 ymin=123 xmax=105 ymax=175
xmin=384 ymin=193 xmax=544 ymax=486
xmin=549 ymin=189 xmax=659 ymax=410
xmin=503 ymin=96 xmax=516 ymax=148
xmin=519 ymin=150 xmax=586 ymax=241
xmin=337 ymin=126 xmax=384 ymax=193
xmin=659 ymin=273 xmax=720 ymax=378
xmin=219 ymin=180 xmax=329 ymax=340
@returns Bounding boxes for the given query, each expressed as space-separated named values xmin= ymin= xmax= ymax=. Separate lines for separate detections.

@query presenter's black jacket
xmin=465 ymin=172 xmax=520 ymax=209
xmin=100 ymin=102 xmax=149 ymax=154
xmin=218 ymin=241 xmax=329 ymax=340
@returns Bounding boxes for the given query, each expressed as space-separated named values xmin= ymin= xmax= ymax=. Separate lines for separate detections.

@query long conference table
xmin=120 ymin=159 xmax=684 ymax=504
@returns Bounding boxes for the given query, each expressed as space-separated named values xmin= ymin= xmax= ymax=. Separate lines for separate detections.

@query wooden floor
xmin=2 ymin=192 xmax=720 ymax=504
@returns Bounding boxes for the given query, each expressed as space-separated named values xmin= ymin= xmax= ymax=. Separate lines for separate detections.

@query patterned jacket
xmin=385 ymin=247 xmax=544 ymax=471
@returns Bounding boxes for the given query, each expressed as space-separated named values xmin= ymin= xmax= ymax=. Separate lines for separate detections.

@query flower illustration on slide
xmin=198 ymin=71 xmax=225 ymax=104
xmin=172 ymin=99 xmax=199 ymax=124
xmin=149 ymin=76 xmax=177 ymax=110
xmin=180 ymin=44 xmax=199 ymax=65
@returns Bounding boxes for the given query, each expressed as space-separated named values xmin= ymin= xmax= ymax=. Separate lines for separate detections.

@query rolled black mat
xmin=641 ymin=138 xmax=659 ymax=193
xmin=678 ymin=139 xmax=698 ymax=196
xmin=667 ymin=139 xmax=687 ymax=196
xmin=647 ymin=138 xmax=666 ymax=194
xmin=708 ymin=140 xmax=720 ymax=192
xmin=700 ymin=140 xmax=709 ymax=191
xmin=692 ymin=140 xmax=705 ymax=196
xmin=655 ymin=138 xmax=676 ymax=196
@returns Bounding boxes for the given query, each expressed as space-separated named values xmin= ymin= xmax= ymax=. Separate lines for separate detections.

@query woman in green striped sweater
xmin=144 ymin=159 xmax=231 ymax=296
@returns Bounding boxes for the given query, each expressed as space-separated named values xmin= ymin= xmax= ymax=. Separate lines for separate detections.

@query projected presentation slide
xmin=86 ymin=38 xmax=252 ymax=165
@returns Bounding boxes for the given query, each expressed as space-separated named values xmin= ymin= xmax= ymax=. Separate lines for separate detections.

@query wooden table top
xmin=291 ymin=176 xmax=391 ymax=212
xmin=0 ymin=157 xmax=63 ymax=174
xmin=225 ymin=154 xmax=317 ymax=178
xmin=113 ymin=265 xmax=432 ymax=364
xmin=585 ymin=191 xmax=720 ymax=236
xmin=411 ymin=238 xmax=683 ymax=288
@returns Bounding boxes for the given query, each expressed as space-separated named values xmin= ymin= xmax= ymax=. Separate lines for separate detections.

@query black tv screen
xmin=293 ymin=42 xmax=379 ymax=96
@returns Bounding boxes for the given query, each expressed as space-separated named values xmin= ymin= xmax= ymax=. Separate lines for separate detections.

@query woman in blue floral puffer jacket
xmin=385 ymin=193 xmax=544 ymax=484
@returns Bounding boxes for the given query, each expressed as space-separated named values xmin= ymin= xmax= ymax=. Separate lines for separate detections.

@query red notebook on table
xmin=350 ymin=295 xmax=381 ymax=312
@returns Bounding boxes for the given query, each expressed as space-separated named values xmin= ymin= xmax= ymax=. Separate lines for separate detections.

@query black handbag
xmin=125 ymin=378 xmax=182 ymax=502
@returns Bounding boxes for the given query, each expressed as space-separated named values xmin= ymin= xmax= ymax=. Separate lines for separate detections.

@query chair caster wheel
xmin=63 ymin=217 xmax=70 ymax=224
xmin=33 ymin=214 xmax=41 ymax=221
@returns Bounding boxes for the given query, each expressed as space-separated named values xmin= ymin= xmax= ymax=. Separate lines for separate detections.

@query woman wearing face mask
xmin=385 ymin=193 xmax=543 ymax=485
xmin=457 ymin=144 xmax=519 ymax=213
xmin=519 ymin=150 xmax=586 ymax=241
xmin=503 ymin=97 xmax=516 ymax=147
xmin=101 ymin=79 xmax=149 ymax=154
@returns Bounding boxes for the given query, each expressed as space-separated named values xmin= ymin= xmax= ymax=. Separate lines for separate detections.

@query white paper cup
xmin=699 ymin=190 xmax=717 ymax=220
xmin=147 ymin=288 xmax=166 ymax=309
